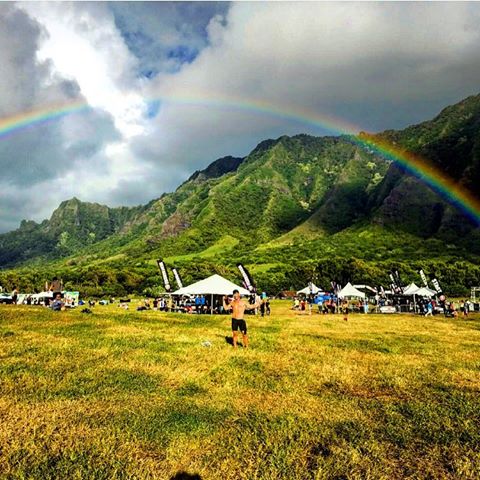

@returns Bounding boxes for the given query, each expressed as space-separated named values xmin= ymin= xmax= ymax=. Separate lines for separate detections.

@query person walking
xmin=342 ymin=300 xmax=349 ymax=321
xmin=425 ymin=300 xmax=433 ymax=316
xmin=11 ymin=287 xmax=18 ymax=305
xmin=307 ymin=294 xmax=314 ymax=316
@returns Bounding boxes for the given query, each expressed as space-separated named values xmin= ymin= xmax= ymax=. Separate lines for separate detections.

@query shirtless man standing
xmin=223 ymin=289 xmax=260 ymax=348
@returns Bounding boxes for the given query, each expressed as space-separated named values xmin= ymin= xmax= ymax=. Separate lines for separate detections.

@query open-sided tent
xmin=297 ymin=284 xmax=322 ymax=295
xmin=338 ymin=282 xmax=365 ymax=299
xmin=403 ymin=283 xmax=420 ymax=295
xmin=401 ymin=283 xmax=435 ymax=313
xmin=173 ymin=274 xmax=250 ymax=313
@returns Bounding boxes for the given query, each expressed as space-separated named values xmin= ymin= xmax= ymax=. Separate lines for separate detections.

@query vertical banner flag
xmin=394 ymin=270 xmax=404 ymax=294
xmin=432 ymin=278 xmax=442 ymax=294
xmin=308 ymin=281 xmax=313 ymax=294
xmin=172 ymin=268 xmax=183 ymax=290
xmin=237 ymin=263 xmax=255 ymax=293
xmin=389 ymin=273 xmax=399 ymax=293
xmin=156 ymin=259 xmax=171 ymax=292
xmin=419 ymin=269 xmax=429 ymax=288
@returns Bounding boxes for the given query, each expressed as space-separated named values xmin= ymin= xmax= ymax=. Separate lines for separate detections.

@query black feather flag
xmin=237 ymin=263 xmax=256 ymax=293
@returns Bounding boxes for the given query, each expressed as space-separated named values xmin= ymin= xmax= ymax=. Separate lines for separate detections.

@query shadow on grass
xmin=296 ymin=333 xmax=441 ymax=355
xmin=170 ymin=472 xmax=202 ymax=480
xmin=1 ymin=366 xmax=164 ymax=401
xmin=223 ymin=335 xmax=246 ymax=348
xmin=118 ymin=402 xmax=227 ymax=445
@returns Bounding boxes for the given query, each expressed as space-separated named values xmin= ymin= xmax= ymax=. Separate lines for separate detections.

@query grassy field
xmin=0 ymin=302 xmax=479 ymax=479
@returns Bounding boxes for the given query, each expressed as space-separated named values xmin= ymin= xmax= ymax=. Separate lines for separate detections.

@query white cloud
xmin=151 ymin=2 xmax=480 ymax=122
xmin=20 ymin=1 xmax=147 ymax=138
xmin=0 ymin=3 xmax=126 ymax=231
xmin=2 ymin=1 xmax=480 ymax=234
xmin=131 ymin=1 xmax=480 ymax=180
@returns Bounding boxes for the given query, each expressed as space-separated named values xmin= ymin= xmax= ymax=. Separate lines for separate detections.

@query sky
xmin=1 ymin=1 xmax=480 ymax=232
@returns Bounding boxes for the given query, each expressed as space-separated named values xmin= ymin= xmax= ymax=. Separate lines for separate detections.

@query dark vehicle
xmin=0 ymin=293 xmax=13 ymax=304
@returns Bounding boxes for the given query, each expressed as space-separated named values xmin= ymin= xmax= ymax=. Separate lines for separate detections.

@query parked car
xmin=0 ymin=293 xmax=13 ymax=304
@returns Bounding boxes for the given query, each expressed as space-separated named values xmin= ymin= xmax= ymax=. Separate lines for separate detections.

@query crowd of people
xmin=133 ymin=293 xmax=271 ymax=316
xmin=292 ymin=295 xmax=369 ymax=315
xmin=2 ymin=278 xmax=78 ymax=310
xmin=3 ymin=280 xmax=477 ymax=320
xmin=417 ymin=298 xmax=472 ymax=317
xmin=290 ymin=292 xmax=475 ymax=318
xmin=292 ymin=296 xmax=337 ymax=314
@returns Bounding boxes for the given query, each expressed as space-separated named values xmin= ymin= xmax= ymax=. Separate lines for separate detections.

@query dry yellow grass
xmin=0 ymin=301 xmax=479 ymax=479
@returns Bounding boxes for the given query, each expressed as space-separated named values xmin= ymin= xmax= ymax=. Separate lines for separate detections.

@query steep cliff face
xmin=364 ymin=94 xmax=480 ymax=237
xmin=0 ymin=198 xmax=141 ymax=265
xmin=1 ymin=94 xmax=480 ymax=269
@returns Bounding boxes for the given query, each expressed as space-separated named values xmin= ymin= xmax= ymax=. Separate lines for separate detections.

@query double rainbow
xmin=1 ymin=94 xmax=479 ymax=225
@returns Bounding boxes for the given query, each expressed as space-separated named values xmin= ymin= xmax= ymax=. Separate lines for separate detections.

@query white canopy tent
xmin=400 ymin=284 xmax=435 ymax=313
xmin=338 ymin=282 xmax=365 ymax=299
xmin=403 ymin=283 xmax=420 ymax=295
xmin=412 ymin=286 xmax=436 ymax=297
xmin=173 ymin=274 xmax=249 ymax=296
xmin=296 ymin=284 xmax=323 ymax=295
xmin=353 ymin=284 xmax=377 ymax=293
xmin=30 ymin=291 xmax=53 ymax=300
xmin=173 ymin=274 xmax=250 ymax=313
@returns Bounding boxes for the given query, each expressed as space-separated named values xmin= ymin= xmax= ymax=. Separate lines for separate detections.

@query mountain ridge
xmin=1 ymin=94 xmax=480 ymax=295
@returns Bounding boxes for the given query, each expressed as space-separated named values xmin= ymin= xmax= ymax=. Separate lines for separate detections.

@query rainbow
xmin=0 ymin=100 xmax=88 ymax=139
xmin=1 ymin=93 xmax=479 ymax=225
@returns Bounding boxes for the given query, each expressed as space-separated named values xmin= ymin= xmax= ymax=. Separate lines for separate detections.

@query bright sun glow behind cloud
xmin=22 ymin=2 xmax=147 ymax=139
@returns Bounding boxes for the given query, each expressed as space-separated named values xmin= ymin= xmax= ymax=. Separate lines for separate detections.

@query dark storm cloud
xmin=140 ymin=1 xmax=480 ymax=178
xmin=2 ymin=1 xmax=480 ymax=233
xmin=0 ymin=3 xmax=121 ymax=232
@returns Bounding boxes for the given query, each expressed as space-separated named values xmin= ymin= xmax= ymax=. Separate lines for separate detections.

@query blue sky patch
xmin=109 ymin=2 xmax=230 ymax=78
xmin=145 ymin=99 xmax=161 ymax=119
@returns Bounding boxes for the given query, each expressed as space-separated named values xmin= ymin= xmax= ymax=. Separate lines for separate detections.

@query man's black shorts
xmin=232 ymin=318 xmax=247 ymax=334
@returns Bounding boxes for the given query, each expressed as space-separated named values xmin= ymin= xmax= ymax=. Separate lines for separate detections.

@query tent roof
xmin=403 ymin=283 xmax=420 ymax=295
xmin=412 ymin=286 xmax=436 ymax=297
xmin=30 ymin=291 xmax=53 ymax=299
xmin=338 ymin=282 xmax=365 ymax=299
xmin=172 ymin=274 xmax=250 ymax=296
xmin=296 ymin=283 xmax=323 ymax=295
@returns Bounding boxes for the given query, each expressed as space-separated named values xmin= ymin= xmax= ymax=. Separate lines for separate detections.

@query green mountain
xmin=0 ymin=198 xmax=143 ymax=266
xmin=364 ymin=94 xmax=480 ymax=239
xmin=1 ymin=95 xmax=480 ymax=296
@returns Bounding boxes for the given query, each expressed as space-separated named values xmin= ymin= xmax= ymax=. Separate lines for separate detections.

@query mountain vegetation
xmin=1 ymin=95 xmax=480 ymax=296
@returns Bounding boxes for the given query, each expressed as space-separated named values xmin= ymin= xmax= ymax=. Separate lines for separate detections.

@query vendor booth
xmin=173 ymin=274 xmax=250 ymax=314
xmin=338 ymin=282 xmax=365 ymax=299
